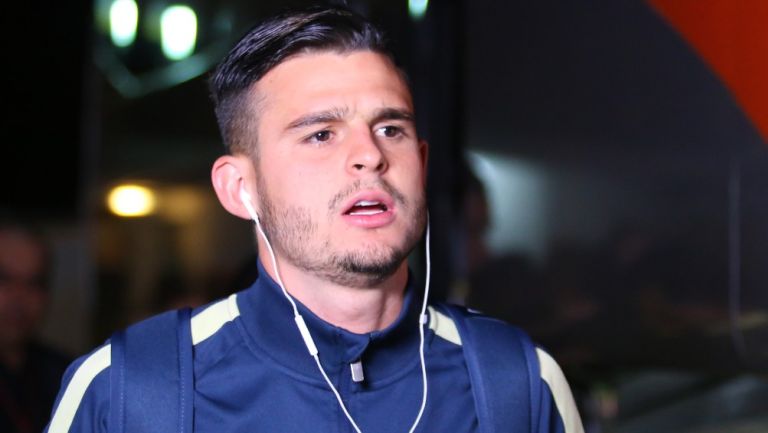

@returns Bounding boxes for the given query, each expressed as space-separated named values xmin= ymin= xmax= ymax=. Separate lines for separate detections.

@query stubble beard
xmin=256 ymin=175 xmax=426 ymax=288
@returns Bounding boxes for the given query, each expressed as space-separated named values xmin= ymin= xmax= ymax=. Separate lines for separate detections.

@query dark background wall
xmin=2 ymin=1 xmax=92 ymax=218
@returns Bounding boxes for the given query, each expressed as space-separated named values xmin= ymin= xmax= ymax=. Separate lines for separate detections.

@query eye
xmin=305 ymin=130 xmax=333 ymax=144
xmin=377 ymin=125 xmax=404 ymax=138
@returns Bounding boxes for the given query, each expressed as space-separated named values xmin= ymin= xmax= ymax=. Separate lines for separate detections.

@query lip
xmin=340 ymin=190 xmax=396 ymax=229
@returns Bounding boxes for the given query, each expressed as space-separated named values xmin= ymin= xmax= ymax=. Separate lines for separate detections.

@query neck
xmin=260 ymin=257 xmax=408 ymax=334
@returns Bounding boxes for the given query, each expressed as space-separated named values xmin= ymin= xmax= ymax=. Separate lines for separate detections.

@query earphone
xmin=239 ymin=188 xmax=431 ymax=433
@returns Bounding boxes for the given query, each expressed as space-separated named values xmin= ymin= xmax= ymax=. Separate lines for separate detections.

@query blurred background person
xmin=0 ymin=218 xmax=71 ymax=433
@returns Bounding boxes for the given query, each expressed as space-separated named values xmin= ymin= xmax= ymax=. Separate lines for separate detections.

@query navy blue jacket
xmin=46 ymin=266 xmax=583 ymax=433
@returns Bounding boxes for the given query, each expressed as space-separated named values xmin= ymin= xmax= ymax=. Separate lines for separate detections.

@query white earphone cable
xmin=242 ymin=189 xmax=430 ymax=433
xmin=409 ymin=217 xmax=431 ymax=433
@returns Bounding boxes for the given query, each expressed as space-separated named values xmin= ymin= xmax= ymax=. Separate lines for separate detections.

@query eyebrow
xmin=370 ymin=107 xmax=414 ymax=125
xmin=284 ymin=107 xmax=415 ymax=133
xmin=284 ymin=107 xmax=349 ymax=132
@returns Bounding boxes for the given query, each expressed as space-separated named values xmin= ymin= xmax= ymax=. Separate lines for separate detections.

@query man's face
xmin=249 ymin=50 xmax=427 ymax=287
xmin=0 ymin=230 xmax=47 ymax=348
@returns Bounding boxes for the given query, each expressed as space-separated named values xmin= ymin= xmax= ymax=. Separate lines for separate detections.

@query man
xmin=0 ymin=220 xmax=70 ymax=433
xmin=47 ymin=6 xmax=584 ymax=433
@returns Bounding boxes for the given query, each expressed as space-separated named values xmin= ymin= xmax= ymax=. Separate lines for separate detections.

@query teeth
xmin=349 ymin=209 xmax=384 ymax=216
xmin=346 ymin=199 xmax=387 ymax=216
xmin=355 ymin=200 xmax=381 ymax=206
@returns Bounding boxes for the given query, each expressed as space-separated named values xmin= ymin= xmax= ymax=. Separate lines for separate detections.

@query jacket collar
xmin=237 ymin=259 xmax=426 ymax=384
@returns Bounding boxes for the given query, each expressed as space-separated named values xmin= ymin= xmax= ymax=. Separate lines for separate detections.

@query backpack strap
xmin=108 ymin=330 xmax=125 ymax=433
xmin=109 ymin=308 xmax=194 ymax=433
xmin=440 ymin=304 xmax=541 ymax=433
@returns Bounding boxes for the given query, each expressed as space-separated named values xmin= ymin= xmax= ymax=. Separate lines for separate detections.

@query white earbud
xmin=239 ymin=188 xmax=260 ymax=223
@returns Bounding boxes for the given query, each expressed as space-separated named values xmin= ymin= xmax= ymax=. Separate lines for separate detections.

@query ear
xmin=211 ymin=154 xmax=257 ymax=220
xmin=418 ymin=138 xmax=429 ymax=185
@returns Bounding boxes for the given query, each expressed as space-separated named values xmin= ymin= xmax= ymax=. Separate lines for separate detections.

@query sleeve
xmin=44 ymin=343 xmax=111 ymax=433
xmin=534 ymin=348 xmax=585 ymax=433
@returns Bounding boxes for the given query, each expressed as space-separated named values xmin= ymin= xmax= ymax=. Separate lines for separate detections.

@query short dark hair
xmin=209 ymin=6 xmax=394 ymax=155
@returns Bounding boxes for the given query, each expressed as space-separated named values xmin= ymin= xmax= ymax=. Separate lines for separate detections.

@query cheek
xmin=274 ymin=170 xmax=337 ymax=217
xmin=270 ymin=151 xmax=333 ymax=186
xmin=291 ymin=166 xmax=337 ymax=195
xmin=393 ymin=153 xmax=427 ymax=187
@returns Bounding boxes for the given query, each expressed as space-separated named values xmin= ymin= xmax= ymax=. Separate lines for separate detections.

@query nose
xmin=346 ymin=129 xmax=388 ymax=175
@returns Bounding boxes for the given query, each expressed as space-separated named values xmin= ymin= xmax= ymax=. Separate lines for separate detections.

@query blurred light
xmin=159 ymin=186 xmax=206 ymax=223
xmin=467 ymin=150 xmax=550 ymax=261
xmin=408 ymin=0 xmax=429 ymax=20
xmin=160 ymin=5 xmax=198 ymax=61
xmin=109 ymin=0 xmax=139 ymax=47
xmin=107 ymin=185 xmax=156 ymax=217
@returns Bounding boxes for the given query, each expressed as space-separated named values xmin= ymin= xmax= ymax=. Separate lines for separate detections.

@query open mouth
xmin=344 ymin=200 xmax=389 ymax=216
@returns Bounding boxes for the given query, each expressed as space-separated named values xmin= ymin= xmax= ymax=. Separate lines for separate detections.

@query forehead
xmin=252 ymin=50 xmax=413 ymax=119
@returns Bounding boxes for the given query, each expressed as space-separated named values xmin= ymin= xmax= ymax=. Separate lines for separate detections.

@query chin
xmin=329 ymin=246 xmax=407 ymax=286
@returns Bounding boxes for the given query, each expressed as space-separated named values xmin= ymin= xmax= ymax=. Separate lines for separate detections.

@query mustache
xmin=328 ymin=179 xmax=408 ymax=213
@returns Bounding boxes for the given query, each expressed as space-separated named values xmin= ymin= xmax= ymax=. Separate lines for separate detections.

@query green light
xmin=109 ymin=0 xmax=139 ymax=47
xmin=408 ymin=0 xmax=428 ymax=20
xmin=160 ymin=5 xmax=198 ymax=61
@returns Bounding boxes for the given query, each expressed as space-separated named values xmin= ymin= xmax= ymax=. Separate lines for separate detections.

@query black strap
xmin=177 ymin=308 xmax=194 ymax=433
xmin=440 ymin=304 xmax=540 ymax=433
xmin=108 ymin=330 xmax=125 ymax=433
xmin=109 ymin=308 xmax=194 ymax=433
